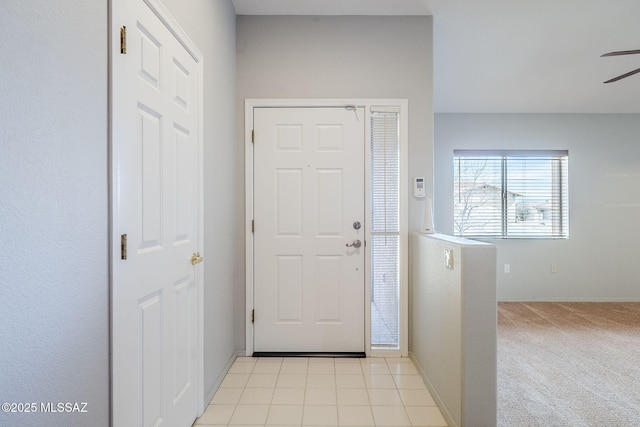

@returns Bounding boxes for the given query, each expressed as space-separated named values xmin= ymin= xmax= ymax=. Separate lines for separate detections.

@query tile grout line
xmin=200 ymin=356 xmax=445 ymax=427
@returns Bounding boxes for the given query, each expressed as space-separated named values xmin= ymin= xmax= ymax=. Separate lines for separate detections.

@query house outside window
xmin=454 ymin=150 xmax=569 ymax=239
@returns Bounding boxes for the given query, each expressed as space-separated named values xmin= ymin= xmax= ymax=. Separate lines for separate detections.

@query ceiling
xmin=232 ymin=0 xmax=640 ymax=113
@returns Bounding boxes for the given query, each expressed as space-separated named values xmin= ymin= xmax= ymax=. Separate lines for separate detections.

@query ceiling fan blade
xmin=604 ymin=67 xmax=640 ymax=83
xmin=601 ymin=49 xmax=640 ymax=57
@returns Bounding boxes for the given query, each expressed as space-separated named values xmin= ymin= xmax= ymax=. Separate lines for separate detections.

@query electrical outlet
xmin=551 ymin=263 xmax=557 ymax=273
xmin=504 ymin=264 xmax=510 ymax=274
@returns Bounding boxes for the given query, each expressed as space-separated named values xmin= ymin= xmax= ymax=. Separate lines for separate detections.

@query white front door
xmin=253 ymin=107 xmax=365 ymax=353
xmin=112 ymin=0 xmax=202 ymax=425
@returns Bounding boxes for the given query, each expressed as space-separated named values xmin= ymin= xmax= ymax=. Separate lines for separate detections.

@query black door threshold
xmin=252 ymin=351 xmax=366 ymax=358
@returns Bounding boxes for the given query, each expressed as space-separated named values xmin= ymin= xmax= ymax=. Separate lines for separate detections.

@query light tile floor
xmin=194 ymin=357 xmax=448 ymax=427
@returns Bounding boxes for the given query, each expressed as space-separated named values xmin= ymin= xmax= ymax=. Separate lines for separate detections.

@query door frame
xmin=110 ymin=0 xmax=205 ymax=418
xmin=245 ymin=99 xmax=408 ymax=357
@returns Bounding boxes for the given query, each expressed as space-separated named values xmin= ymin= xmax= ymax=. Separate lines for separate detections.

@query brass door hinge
xmin=120 ymin=234 xmax=127 ymax=260
xmin=251 ymin=129 xmax=255 ymax=144
xmin=120 ymin=26 xmax=127 ymax=54
xmin=251 ymin=219 xmax=255 ymax=233
xmin=251 ymin=309 xmax=255 ymax=323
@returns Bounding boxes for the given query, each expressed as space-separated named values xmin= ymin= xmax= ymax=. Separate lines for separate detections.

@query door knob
xmin=346 ymin=239 xmax=362 ymax=249
xmin=191 ymin=252 xmax=203 ymax=265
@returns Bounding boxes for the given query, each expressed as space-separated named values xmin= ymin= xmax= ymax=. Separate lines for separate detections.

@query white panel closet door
xmin=253 ymin=107 xmax=365 ymax=353
xmin=112 ymin=0 xmax=201 ymax=425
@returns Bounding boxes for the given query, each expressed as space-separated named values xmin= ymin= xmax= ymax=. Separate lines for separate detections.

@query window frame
xmin=453 ymin=149 xmax=569 ymax=239
xmin=367 ymin=103 xmax=408 ymax=358
xmin=369 ymin=109 xmax=401 ymax=351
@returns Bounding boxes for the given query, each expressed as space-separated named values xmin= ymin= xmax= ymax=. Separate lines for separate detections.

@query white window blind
xmin=454 ymin=150 xmax=569 ymax=239
xmin=370 ymin=112 xmax=400 ymax=348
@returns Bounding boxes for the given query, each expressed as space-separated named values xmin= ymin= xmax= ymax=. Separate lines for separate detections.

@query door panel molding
xmin=253 ymin=106 xmax=365 ymax=352
xmin=245 ymin=99 xmax=408 ymax=357
xmin=111 ymin=0 xmax=205 ymax=423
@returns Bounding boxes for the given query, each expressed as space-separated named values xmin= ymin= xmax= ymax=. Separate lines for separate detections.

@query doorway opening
xmin=245 ymin=100 xmax=408 ymax=357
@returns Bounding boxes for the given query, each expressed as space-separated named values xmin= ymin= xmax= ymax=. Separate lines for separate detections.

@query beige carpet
xmin=498 ymin=302 xmax=640 ymax=427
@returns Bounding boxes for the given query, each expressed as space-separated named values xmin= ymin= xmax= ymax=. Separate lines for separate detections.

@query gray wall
xmin=435 ymin=113 xmax=640 ymax=301
xmin=0 ymin=0 xmax=109 ymax=426
xmin=162 ymin=0 xmax=238 ymax=404
xmin=0 ymin=1 xmax=238 ymax=425
xmin=236 ymin=15 xmax=434 ymax=350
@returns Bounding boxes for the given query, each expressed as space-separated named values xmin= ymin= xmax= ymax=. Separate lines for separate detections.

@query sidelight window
xmin=370 ymin=110 xmax=401 ymax=349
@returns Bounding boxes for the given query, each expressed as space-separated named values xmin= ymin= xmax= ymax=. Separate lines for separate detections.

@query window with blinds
xmin=370 ymin=111 xmax=400 ymax=349
xmin=454 ymin=150 xmax=569 ymax=239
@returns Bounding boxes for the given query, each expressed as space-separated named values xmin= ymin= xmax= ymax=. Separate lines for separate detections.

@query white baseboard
xmin=203 ymin=350 xmax=241 ymax=407
xmin=409 ymin=351 xmax=457 ymax=427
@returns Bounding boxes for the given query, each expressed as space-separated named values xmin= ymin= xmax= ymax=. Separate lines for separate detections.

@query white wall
xmin=435 ymin=113 xmax=640 ymax=301
xmin=0 ymin=1 xmax=238 ymax=424
xmin=236 ymin=15 xmax=434 ymax=350
xmin=410 ymin=233 xmax=496 ymax=427
xmin=162 ymin=0 xmax=239 ymax=404
xmin=0 ymin=1 xmax=109 ymax=426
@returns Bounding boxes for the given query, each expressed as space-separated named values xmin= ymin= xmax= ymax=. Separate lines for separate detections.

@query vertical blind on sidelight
xmin=370 ymin=111 xmax=400 ymax=348
xmin=453 ymin=150 xmax=569 ymax=239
